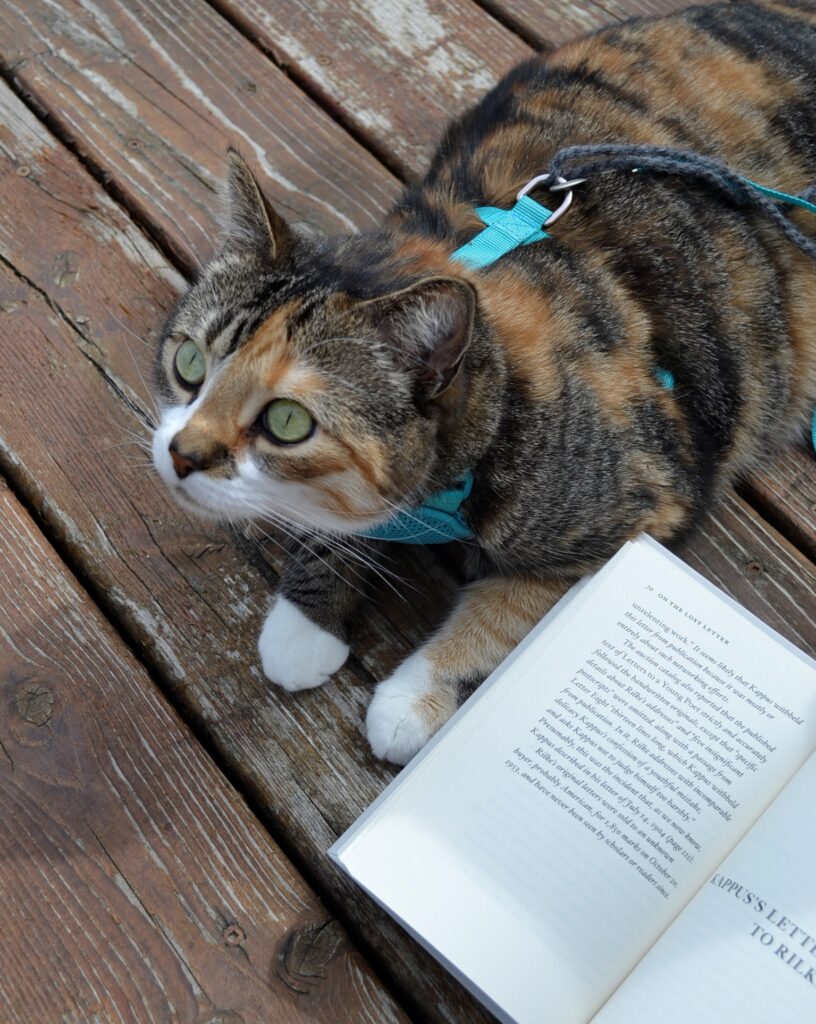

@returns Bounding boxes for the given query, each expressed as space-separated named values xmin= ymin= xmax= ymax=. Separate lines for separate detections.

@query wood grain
xmin=0 ymin=0 xmax=399 ymax=272
xmin=478 ymin=0 xmax=623 ymax=49
xmin=211 ymin=0 xmax=714 ymax=163
xmin=745 ymin=443 xmax=816 ymax=562
xmin=0 ymin=476 xmax=407 ymax=1024
xmin=480 ymin=0 xmax=717 ymax=50
xmin=210 ymin=0 xmax=531 ymax=175
xmin=678 ymin=490 xmax=816 ymax=647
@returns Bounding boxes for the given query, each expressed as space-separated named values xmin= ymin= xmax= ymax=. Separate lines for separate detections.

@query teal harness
xmin=360 ymin=169 xmax=816 ymax=545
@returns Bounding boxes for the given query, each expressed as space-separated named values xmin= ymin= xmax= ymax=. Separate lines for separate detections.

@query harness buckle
xmin=516 ymin=173 xmax=586 ymax=227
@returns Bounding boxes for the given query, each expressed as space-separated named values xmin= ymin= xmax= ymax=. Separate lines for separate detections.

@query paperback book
xmin=331 ymin=537 xmax=816 ymax=1024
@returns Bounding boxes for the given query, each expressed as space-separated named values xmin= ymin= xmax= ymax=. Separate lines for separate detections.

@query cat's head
xmin=151 ymin=151 xmax=479 ymax=535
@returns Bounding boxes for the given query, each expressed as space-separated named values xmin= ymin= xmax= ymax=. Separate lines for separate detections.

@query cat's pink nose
xmin=169 ymin=443 xmax=197 ymax=479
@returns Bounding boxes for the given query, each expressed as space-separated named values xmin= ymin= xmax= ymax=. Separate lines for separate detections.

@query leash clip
xmin=517 ymin=173 xmax=586 ymax=227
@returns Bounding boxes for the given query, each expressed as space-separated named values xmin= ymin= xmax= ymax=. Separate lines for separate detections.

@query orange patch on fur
xmin=335 ymin=434 xmax=390 ymax=492
xmin=308 ymin=479 xmax=361 ymax=519
xmin=627 ymin=452 xmax=692 ymax=539
xmin=480 ymin=270 xmax=563 ymax=402
xmin=235 ymin=302 xmax=299 ymax=388
xmin=412 ymin=688 xmax=459 ymax=730
xmin=426 ymin=576 xmax=570 ymax=682
xmin=275 ymin=450 xmax=350 ymax=481
xmin=391 ymin=233 xmax=462 ymax=277
xmin=272 ymin=431 xmax=390 ymax=520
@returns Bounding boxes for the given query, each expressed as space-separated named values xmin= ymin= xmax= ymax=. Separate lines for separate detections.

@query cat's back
xmin=425 ymin=0 xmax=816 ymax=207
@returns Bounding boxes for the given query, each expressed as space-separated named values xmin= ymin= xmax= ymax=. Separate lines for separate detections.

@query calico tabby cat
xmin=151 ymin=0 xmax=816 ymax=765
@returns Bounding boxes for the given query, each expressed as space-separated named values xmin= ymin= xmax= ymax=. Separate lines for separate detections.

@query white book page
xmin=332 ymin=539 xmax=816 ymax=1024
xmin=592 ymin=752 xmax=816 ymax=1023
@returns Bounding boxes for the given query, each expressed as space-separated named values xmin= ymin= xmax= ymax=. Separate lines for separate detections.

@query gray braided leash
xmin=545 ymin=143 xmax=816 ymax=261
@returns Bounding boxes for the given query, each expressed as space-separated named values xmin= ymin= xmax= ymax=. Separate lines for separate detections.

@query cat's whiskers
xmin=237 ymin=514 xmax=314 ymax=582
xmin=257 ymin=514 xmax=369 ymax=600
xmin=243 ymin=483 xmax=420 ymax=597
xmin=314 ymin=529 xmax=414 ymax=599
xmin=102 ymin=303 xmax=160 ymax=428
xmin=378 ymin=494 xmax=452 ymax=542
xmin=214 ymin=491 xmax=321 ymax=587
xmin=99 ymin=435 xmax=153 ymax=454
xmin=238 ymin=496 xmax=372 ymax=600
xmin=242 ymin=491 xmax=412 ymax=600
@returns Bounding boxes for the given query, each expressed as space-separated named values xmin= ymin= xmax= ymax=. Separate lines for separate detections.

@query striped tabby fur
xmin=151 ymin=0 xmax=816 ymax=763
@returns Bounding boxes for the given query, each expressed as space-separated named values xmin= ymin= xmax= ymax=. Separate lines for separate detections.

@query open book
xmin=330 ymin=537 xmax=816 ymax=1024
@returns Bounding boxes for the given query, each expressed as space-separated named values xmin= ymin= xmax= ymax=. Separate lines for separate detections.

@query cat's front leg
xmin=366 ymin=575 xmax=571 ymax=764
xmin=259 ymin=534 xmax=374 ymax=692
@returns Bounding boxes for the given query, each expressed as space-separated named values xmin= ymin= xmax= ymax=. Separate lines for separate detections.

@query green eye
xmin=262 ymin=399 xmax=314 ymax=444
xmin=174 ymin=339 xmax=206 ymax=387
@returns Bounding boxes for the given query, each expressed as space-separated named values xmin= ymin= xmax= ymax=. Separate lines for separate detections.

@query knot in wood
xmin=15 ymin=681 xmax=54 ymax=726
xmin=745 ymin=560 xmax=764 ymax=577
xmin=52 ymin=251 xmax=79 ymax=289
xmin=222 ymin=922 xmax=246 ymax=947
xmin=277 ymin=918 xmax=344 ymax=994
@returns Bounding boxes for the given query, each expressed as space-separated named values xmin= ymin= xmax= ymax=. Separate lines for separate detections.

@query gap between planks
xmin=204 ymin=0 xmax=412 ymax=181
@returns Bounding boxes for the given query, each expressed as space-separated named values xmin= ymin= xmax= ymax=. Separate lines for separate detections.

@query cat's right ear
xmin=221 ymin=148 xmax=292 ymax=260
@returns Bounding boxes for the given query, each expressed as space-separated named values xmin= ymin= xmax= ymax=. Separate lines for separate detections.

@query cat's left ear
xmin=363 ymin=277 xmax=476 ymax=398
xmin=222 ymin=148 xmax=292 ymax=260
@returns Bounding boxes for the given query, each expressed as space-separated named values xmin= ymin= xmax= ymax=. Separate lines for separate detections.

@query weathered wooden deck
xmin=0 ymin=1 xmax=814 ymax=1021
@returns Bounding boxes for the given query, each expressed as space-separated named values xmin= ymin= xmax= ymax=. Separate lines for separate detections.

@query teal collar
xmin=361 ymin=471 xmax=474 ymax=544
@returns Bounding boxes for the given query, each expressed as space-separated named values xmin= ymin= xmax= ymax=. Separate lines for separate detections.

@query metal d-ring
xmin=517 ymin=172 xmax=586 ymax=228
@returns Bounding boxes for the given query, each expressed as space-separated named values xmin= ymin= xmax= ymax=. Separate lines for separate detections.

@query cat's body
xmin=151 ymin=0 xmax=816 ymax=764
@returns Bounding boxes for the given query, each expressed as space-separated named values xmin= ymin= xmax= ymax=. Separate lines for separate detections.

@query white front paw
xmin=366 ymin=652 xmax=454 ymax=765
xmin=258 ymin=596 xmax=349 ymax=692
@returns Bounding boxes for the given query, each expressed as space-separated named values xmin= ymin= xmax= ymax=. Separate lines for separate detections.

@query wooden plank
xmin=679 ymin=490 xmax=816 ymax=649
xmin=0 ymin=0 xmax=399 ymax=272
xmin=0 ymin=82 xmax=487 ymax=1024
xmin=0 ymin=476 xmax=407 ymax=1024
xmin=209 ymin=0 xmax=531 ymax=174
xmin=478 ymin=0 xmax=623 ymax=49
xmin=478 ymin=0 xmax=733 ymax=54
xmin=210 ymin=0 xmax=713 ymax=159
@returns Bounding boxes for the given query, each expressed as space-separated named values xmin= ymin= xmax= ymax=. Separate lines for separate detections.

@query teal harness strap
xmin=450 ymin=195 xmax=551 ymax=269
